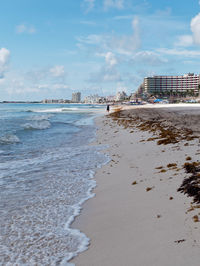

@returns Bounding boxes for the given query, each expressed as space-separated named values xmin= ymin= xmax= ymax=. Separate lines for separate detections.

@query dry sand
xmin=71 ymin=105 xmax=200 ymax=266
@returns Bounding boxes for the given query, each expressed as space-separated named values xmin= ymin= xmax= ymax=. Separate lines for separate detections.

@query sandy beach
xmin=71 ymin=104 xmax=200 ymax=266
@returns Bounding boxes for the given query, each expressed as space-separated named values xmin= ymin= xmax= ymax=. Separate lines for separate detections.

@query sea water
xmin=0 ymin=103 xmax=109 ymax=265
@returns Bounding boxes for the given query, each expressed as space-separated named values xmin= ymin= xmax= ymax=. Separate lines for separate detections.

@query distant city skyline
xmin=1 ymin=0 xmax=200 ymax=101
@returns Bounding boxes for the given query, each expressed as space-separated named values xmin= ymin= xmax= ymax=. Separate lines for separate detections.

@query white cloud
xmin=77 ymin=17 xmax=140 ymax=55
xmin=88 ymin=51 xmax=120 ymax=83
xmin=77 ymin=34 xmax=103 ymax=45
xmin=175 ymin=35 xmax=193 ymax=47
xmin=89 ymin=66 xmax=121 ymax=83
xmin=49 ymin=65 xmax=65 ymax=77
xmin=103 ymin=0 xmax=124 ymax=10
xmin=4 ymin=72 xmax=70 ymax=96
xmin=109 ymin=17 xmax=140 ymax=55
xmin=157 ymin=48 xmax=200 ymax=57
xmin=191 ymin=13 xmax=200 ymax=45
xmin=26 ymin=65 xmax=67 ymax=83
xmin=36 ymin=83 xmax=70 ymax=91
xmin=16 ymin=24 xmax=36 ymax=34
xmin=1 ymin=64 xmax=69 ymax=98
xmin=130 ymin=51 xmax=168 ymax=66
xmin=105 ymin=52 xmax=118 ymax=67
xmin=174 ymin=13 xmax=200 ymax=47
xmin=83 ymin=0 xmax=95 ymax=13
xmin=0 ymin=48 xmax=10 ymax=78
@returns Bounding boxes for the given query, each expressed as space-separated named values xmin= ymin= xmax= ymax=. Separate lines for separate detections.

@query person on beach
xmin=106 ymin=104 xmax=110 ymax=112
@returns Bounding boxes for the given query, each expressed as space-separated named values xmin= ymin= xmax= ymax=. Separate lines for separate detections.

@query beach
xmin=71 ymin=104 xmax=200 ymax=266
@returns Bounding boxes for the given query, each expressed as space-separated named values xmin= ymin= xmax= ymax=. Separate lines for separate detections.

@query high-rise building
xmin=72 ymin=92 xmax=81 ymax=103
xmin=144 ymin=73 xmax=200 ymax=97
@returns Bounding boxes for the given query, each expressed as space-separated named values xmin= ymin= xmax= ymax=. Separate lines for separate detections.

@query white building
xmin=106 ymin=95 xmax=115 ymax=102
xmin=115 ymin=91 xmax=127 ymax=101
xmin=84 ymin=94 xmax=106 ymax=103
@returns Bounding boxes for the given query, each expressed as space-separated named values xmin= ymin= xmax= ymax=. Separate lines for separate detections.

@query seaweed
xmin=183 ymin=162 xmax=200 ymax=174
xmin=146 ymin=187 xmax=154 ymax=192
xmin=193 ymin=215 xmax=199 ymax=222
xmin=159 ymin=169 xmax=167 ymax=173
xmin=177 ymin=162 xmax=200 ymax=204
xmin=155 ymin=166 xmax=163 ymax=170
xmin=167 ymin=163 xmax=177 ymax=168
xmin=109 ymin=109 xmax=200 ymax=146
xmin=174 ymin=239 xmax=186 ymax=244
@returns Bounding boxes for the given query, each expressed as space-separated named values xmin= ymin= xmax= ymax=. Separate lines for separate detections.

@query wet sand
xmin=71 ymin=105 xmax=200 ymax=266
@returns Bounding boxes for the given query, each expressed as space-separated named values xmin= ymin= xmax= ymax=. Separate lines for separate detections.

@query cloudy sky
xmin=1 ymin=0 xmax=200 ymax=101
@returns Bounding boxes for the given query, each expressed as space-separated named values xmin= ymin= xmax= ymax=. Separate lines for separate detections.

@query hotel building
xmin=144 ymin=73 xmax=200 ymax=97
xmin=72 ymin=92 xmax=81 ymax=103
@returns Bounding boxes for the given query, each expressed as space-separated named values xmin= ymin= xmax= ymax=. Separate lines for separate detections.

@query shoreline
xmin=71 ymin=105 xmax=200 ymax=266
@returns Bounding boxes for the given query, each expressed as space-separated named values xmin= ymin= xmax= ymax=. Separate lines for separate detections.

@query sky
xmin=1 ymin=0 xmax=200 ymax=101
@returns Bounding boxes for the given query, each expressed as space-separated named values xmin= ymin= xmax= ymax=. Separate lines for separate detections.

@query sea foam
xmin=0 ymin=103 xmax=109 ymax=265
xmin=0 ymin=134 xmax=20 ymax=144
xmin=23 ymin=120 xmax=51 ymax=130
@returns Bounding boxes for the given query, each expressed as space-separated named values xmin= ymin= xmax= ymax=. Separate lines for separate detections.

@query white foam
xmin=0 ymin=134 xmax=20 ymax=144
xmin=32 ymin=108 xmax=79 ymax=113
xmin=61 ymin=153 xmax=110 ymax=264
xmin=30 ymin=107 xmax=105 ymax=114
xmin=23 ymin=120 xmax=51 ymax=130
xmin=0 ymin=111 xmax=110 ymax=265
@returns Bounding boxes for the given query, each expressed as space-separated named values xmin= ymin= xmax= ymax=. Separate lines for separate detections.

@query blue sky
xmin=1 ymin=0 xmax=200 ymax=100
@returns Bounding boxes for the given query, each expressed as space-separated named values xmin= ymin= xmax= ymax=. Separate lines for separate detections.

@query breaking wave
xmin=23 ymin=120 xmax=51 ymax=130
xmin=0 ymin=134 xmax=20 ymax=144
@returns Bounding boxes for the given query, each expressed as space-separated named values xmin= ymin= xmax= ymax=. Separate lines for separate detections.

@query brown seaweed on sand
xmin=146 ymin=187 xmax=154 ymax=192
xmin=183 ymin=162 xmax=200 ymax=174
xmin=193 ymin=215 xmax=199 ymax=222
xmin=174 ymin=239 xmax=186 ymax=244
xmin=167 ymin=163 xmax=177 ymax=168
xmin=177 ymin=162 xmax=200 ymax=204
xmin=109 ymin=109 xmax=200 ymax=146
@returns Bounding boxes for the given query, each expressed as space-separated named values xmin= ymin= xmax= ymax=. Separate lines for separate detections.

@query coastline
xmin=71 ymin=105 xmax=200 ymax=266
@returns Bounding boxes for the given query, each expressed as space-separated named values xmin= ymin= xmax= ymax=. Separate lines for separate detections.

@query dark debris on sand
xmin=109 ymin=109 xmax=200 ymax=146
xmin=109 ymin=109 xmax=200 ymax=206
xmin=178 ymin=162 xmax=200 ymax=204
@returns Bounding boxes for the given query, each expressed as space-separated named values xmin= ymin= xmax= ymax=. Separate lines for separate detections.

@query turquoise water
xmin=0 ymin=103 xmax=109 ymax=265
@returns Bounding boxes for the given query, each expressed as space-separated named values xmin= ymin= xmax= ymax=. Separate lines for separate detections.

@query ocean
xmin=0 ymin=103 xmax=109 ymax=265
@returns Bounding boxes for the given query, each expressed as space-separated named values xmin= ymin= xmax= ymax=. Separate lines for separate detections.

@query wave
xmin=0 ymin=134 xmax=20 ymax=144
xmin=61 ymin=108 xmax=79 ymax=112
xmin=29 ymin=107 xmax=103 ymax=113
xmin=29 ymin=108 xmax=79 ymax=113
xmin=23 ymin=121 xmax=51 ymax=130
